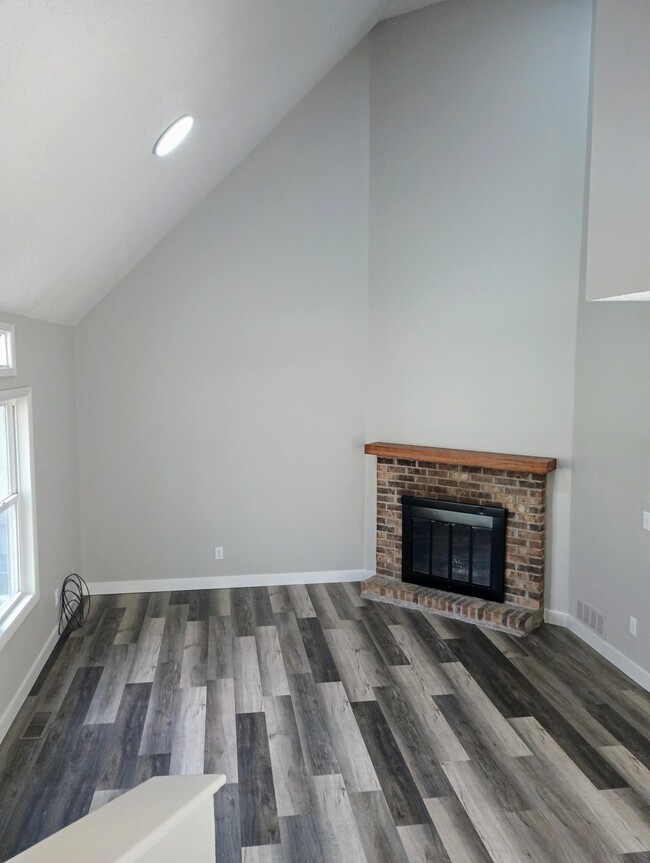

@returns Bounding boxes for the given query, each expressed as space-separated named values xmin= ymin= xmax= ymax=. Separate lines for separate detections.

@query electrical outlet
xmin=644 ymin=511 xmax=650 ymax=531
xmin=54 ymin=588 xmax=59 ymax=609
xmin=215 ymin=546 xmax=224 ymax=560
xmin=630 ymin=616 xmax=638 ymax=636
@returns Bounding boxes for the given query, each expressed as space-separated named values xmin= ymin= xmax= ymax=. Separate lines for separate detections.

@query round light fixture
xmin=153 ymin=115 xmax=194 ymax=156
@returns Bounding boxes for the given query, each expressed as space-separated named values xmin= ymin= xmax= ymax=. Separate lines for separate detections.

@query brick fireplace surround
xmin=361 ymin=442 xmax=557 ymax=636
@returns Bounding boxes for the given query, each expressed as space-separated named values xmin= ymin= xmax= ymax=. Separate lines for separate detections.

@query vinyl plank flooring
xmin=232 ymin=588 xmax=256 ymax=637
xmin=305 ymin=584 xmax=341 ymax=630
xmin=361 ymin=603 xmax=410 ymax=667
xmin=325 ymin=583 xmax=362 ymax=621
xmin=207 ymin=613 xmax=234 ymax=680
xmin=599 ymin=746 xmax=650 ymax=807
xmin=397 ymin=823 xmax=451 ymax=863
xmin=297 ymin=617 xmax=341 ymax=684
xmin=268 ymin=585 xmax=292 ymax=615
xmin=256 ymin=626 xmax=290 ymax=697
xmin=350 ymin=790 xmax=410 ymax=863
xmin=587 ymin=702 xmax=650 ymax=770
xmin=204 ymin=678 xmax=238 ymax=781
xmin=389 ymin=624 xmax=453 ymax=695
xmin=324 ymin=627 xmax=375 ymax=702
xmin=98 ymin=682 xmax=152 ymax=790
xmin=127 ymin=617 xmax=165 ymax=685
xmin=279 ymin=814 xmax=326 ymax=863
xmin=339 ymin=619 xmax=391 ymax=687
xmin=234 ymin=636 xmax=264 ymax=714
xmin=317 ymin=682 xmax=381 ymax=794
xmin=236 ymin=711 xmax=280 ymax=847
xmin=179 ymin=620 xmax=208 ymax=688
xmin=263 ymin=695 xmax=312 ymax=816
xmin=287 ymin=673 xmax=340 ymax=777
xmin=424 ymin=796 xmax=492 ymax=863
xmin=374 ymin=684 xmax=455 ymax=799
xmin=511 ymin=716 xmax=645 ymax=855
xmin=242 ymin=845 xmax=287 ymax=863
xmin=88 ymin=789 xmax=125 ymax=813
xmin=287 ymin=584 xmax=316 ymax=618
xmin=169 ymin=686 xmax=207 ymax=775
xmin=114 ymin=594 xmax=149 ymax=645
xmin=214 ymin=782 xmax=241 ymax=863
xmin=310 ymin=773 xmax=369 ymax=863
xmin=274 ymin=612 xmax=311 ymax=675
xmin=85 ymin=644 xmax=135 ymax=725
xmin=210 ymin=587 xmax=231 ymax=617
xmin=139 ymin=604 xmax=188 ymax=756
xmin=2 ymin=585 xmax=650 ymax=863
xmin=442 ymin=760 xmax=541 ymax=863
xmin=352 ymin=700 xmax=430 ymax=827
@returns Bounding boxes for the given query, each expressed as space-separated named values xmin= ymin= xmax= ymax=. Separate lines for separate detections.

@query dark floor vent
xmin=402 ymin=496 xmax=506 ymax=602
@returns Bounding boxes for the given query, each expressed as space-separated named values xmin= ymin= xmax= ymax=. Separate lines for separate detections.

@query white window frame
xmin=0 ymin=323 xmax=16 ymax=377
xmin=0 ymin=388 xmax=38 ymax=651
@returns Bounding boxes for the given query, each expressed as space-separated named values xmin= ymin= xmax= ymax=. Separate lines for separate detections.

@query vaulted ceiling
xmin=0 ymin=0 xmax=439 ymax=325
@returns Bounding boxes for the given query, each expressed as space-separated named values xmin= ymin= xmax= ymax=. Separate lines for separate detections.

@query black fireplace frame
xmin=402 ymin=496 xmax=506 ymax=602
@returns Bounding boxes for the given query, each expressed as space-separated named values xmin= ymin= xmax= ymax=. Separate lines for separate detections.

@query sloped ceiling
xmin=0 ymin=0 xmax=440 ymax=325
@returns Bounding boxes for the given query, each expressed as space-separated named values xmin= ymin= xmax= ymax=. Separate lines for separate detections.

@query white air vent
xmin=576 ymin=598 xmax=607 ymax=638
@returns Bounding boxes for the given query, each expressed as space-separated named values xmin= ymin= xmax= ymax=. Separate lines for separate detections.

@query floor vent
xmin=576 ymin=599 xmax=606 ymax=638
xmin=21 ymin=712 xmax=50 ymax=740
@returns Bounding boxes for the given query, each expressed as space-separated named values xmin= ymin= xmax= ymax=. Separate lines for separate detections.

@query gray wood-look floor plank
xmin=263 ymin=694 xmax=313 ymax=817
xmin=207 ymin=613 xmax=233 ymax=680
xmin=236 ymin=711 xmax=280 ymax=847
xmin=287 ymin=672 xmax=340 ymax=777
xmin=317 ymin=681 xmax=381 ymax=794
xmin=256 ymin=626 xmax=291 ymax=697
xmin=2 ymin=582 xmax=650 ymax=863
xmin=234 ymin=636 xmax=264 ymax=714
xmin=349 ymin=790 xmax=410 ymax=863
xmin=138 ymin=603 xmax=188 ymax=756
xmin=127 ymin=617 xmax=165 ymax=685
xmin=204 ymin=678 xmax=238 ymax=781
xmin=85 ymin=643 xmax=135 ymax=725
xmin=352 ymin=699 xmax=430 ymax=827
xmin=179 ymin=620 xmax=208 ymax=689
xmin=169 ymin=685 xmax=207 ymax=775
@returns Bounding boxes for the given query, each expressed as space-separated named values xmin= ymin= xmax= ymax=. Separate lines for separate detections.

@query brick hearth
xmin=363 ymin=443 xmax=557 ymax=636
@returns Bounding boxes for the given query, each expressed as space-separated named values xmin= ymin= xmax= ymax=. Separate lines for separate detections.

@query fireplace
xmin=362 ymin=442 xmax=557 ymax=635
xmin=402 ymin=496 xmax=506 ymax=602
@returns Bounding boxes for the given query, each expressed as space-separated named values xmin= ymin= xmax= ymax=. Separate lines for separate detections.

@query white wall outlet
xmin=54 ymin=588 xmax=59 ymax=609
xmin=644 ymin=511 xmax=650 ymax=531
xmin=630 ymin=616 xmax=637 ymax=636
xmin=214 ymin=547 xmax=224 ymax=560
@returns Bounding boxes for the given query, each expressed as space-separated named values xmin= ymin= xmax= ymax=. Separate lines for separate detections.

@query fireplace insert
xmin=402 ymin=496 xmax=506 ymax=602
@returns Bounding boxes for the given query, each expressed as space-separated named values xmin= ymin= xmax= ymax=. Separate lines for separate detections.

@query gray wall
xmin=570 ymin=300 xmax=650 ymax=673
xmin=367 ymin=0 xmax=593 ymax=612
xmin=0 ymin=314 xmax=79 ymax=727
xmin=76 ymin=46 xmax=369 ymax=585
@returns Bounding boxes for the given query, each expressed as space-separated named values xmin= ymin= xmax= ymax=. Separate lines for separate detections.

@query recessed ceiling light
xmin=153 ymin=115 xmax=194 ymax=157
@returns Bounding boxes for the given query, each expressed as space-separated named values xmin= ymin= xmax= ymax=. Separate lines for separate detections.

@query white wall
xmin=366 ymin=0 xmax=593 ymax=613
xmin=569 ymin=300 xmax=650 ymax=679
xmin=0 ymin=313 xmax=79 ymax=731
xmin=76 ymin=46 xmax=369 ymax=587
xmin=586 ymin=0 xmax=650 ymax=301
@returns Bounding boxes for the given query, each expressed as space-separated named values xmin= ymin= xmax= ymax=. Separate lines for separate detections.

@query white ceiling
xmin=0 ymin=0 xmax=440 ymax=325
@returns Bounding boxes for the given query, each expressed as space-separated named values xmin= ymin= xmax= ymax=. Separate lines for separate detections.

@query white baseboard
xmin=545 ymin=608 xmax=650 ymax=692
xmin=88 ymin=569 xmax=372 ymax=596
xmin=0 ymin=624 xmax=59 ymax=743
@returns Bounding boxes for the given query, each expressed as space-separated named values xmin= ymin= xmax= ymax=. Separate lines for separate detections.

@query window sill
xmin=0 ymin=592 xmax=38 ymax=652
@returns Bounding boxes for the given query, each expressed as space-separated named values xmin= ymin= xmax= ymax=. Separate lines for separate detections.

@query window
xmin=0 ymin=324 xmax=16 ymax=377
xmin=0 ymin=389 xmax=37 ymax=646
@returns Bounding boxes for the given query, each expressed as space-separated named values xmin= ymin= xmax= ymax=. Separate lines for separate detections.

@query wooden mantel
xmin=364 ymin=442 xmax=557 ymax=475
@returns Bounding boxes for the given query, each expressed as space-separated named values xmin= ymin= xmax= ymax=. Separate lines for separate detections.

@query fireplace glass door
xmin=402 ymin=496 xmax=506 ymax=602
